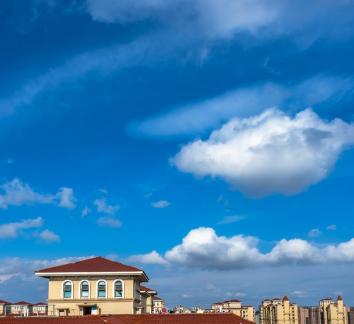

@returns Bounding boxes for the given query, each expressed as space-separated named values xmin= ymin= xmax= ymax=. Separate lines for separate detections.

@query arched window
xmin=97 ymin=280 xmax=107 ymax=298
xmin=114 ymin=280 xmax=124 ymax=298
xmin=63 ymin=281 xmax=72 ymax=299
xmin=80 ymin=280 xmax=90 ymax=298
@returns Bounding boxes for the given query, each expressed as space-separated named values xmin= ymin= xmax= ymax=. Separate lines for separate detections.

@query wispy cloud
xmin=217 ymin=215 xmax=245 ymax=225
xmin=131 ymin=76 xmax=353 ymax=138
xmin=0 ymin=178 xmax=76 ymax=209
xmin=38 ymin=229 xmax=60 ymax=243
xmin=151 ymin=200 xmax=170 ymax=209
xmin=0 ymin=217 xmax=43 ymax=239
xmin=97 ymin=216 xmax=122 ymax=228
xmin=172 ymin=109 xmax=354 ymax=197
xmin=308 ymin=228 xmax=322 ymax=238
xmin=94 ymin=198 xmax=120 ymax=215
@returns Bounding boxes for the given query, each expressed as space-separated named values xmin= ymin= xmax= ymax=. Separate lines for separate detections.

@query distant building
xmin=35 ymin=256 xmax=152 ymax=316
xmin=348 ymin=308 xmax=354 ymax=324
xmin=211 ymin=299 xmax=255 ymax=322
xmin=32 ymin=302 xmax=48 ymax=316
xmin=0 ymin=300 xmax=9 ymax=316
xmin=174 ymin=305 xmax=192 ymax=314
xmin=7 ymin=301 xmax=32 ymax=317
xmin=320 ymin=296 xmax=348 ymax=324
xmin=299 ymin=307 xmax=320 ymax=324
xmin=152 ymin=296 xmax=165 ymax=314
xmin=139 ymin=285 xmax=157 ymax=314
xmin=259 ymin=296 xmax=298 ymax=324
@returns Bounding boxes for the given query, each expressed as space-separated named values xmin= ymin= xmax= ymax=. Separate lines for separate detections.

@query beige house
xmin=152 ymin=296 xmax=165 ymax=314
xmin=320 ymin=297 xmax=348 ymax=324
xmin=7 ymin=301 xmax=32 ymax=317
xmin=259 ymin=296 xmax=298 ymax=324
xmin=139 ymin=285 xmax=157 ymax=314
xmin=35 ymin=256 xmax=150 ymax=316
xmin=0 ymin=300 xmax=9 ymax=316
xmin=32 ymin=302 xmax=48 ymax=316
xmin=211 ymin=299 xmax=255 ymax=322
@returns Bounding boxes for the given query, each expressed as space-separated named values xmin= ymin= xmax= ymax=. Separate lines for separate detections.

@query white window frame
xmin=80 ymin=280 xmax=90 ymax=299
xmin=62 ymin=280 xmax=73 ymax=299
xmin=113 ymin=279 xmax=124 ymax=299
xmin=96 ymin=279 xmax=107 ymax=298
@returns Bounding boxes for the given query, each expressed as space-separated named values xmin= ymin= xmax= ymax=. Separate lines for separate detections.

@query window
xmin=80 ymin=280 xmax=90 ymax=298
xmin=97 ymin=280 xmax=106 ymax=298
xmin=114 ymin=280 xmax=123 ymax=298
xmin=63 ymin=281 xmax=72 ymax=299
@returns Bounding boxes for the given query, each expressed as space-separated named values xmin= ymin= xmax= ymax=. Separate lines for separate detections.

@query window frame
xmin=113 ymin=279 xmax=124 ymax=299
xmin=80 ymin=280 xmax=90 ymax=299
xmin=96 ymin=279 xmax=107 ymax=298
xmin=62 ymin=280 xmax=73 ymax=299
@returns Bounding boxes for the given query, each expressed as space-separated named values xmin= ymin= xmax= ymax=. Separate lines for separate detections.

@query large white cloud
xmin=133 ymin=227 xmax=354 ymax=270
xmin=172 ymin=109 xmax=354 ymax=197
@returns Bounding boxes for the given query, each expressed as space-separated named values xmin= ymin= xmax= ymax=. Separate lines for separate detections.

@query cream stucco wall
xmin=46 ymin=275 xmax=143 ymax=316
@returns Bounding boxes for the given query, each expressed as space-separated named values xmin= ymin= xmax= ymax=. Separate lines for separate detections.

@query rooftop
xmin=0 ymin=313 xmax=251 ymax=324
xmin=35 ymin=257 xmax=147 ymax=280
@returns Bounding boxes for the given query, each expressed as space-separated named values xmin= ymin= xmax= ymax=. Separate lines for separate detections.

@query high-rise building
xmin=319 ymin=296 xmax=348 ymax=324
xmin=299 ymin=307 xmax=320 ymax=324
xmin=259 ymin=296 xmax=298 ymax=324
xmin=348 ymin=308 xmax=354 ymax=324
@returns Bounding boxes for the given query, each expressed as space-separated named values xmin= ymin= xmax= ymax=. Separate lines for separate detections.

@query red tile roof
xmin=153 ymin=296 xmax=163 ymax=301
xmin=0 ymin=314 xmax=253 ymax=324
xmin=13 ymin=301 xmax=32 ymax=306
xmin=35 ymin=257 xmax=143 ymax=274
xmin=0 ymin=300 xmax=9 ymax=304
xmin=140 ymin=285 xmax=157 ymax=294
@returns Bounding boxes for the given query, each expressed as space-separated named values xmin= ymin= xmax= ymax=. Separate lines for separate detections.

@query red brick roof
xmin=0 ymin=314 xmax=253 ymax=324
xmin=35 ymin=257 xmax=143 ymax=274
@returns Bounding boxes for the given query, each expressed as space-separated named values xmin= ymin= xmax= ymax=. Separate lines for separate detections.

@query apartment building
xmin=152 ymin=296 xmax=165 ymax=314
xmin=348 ymin=308 xmax=354 ymax=324
xmin=299 ymin=307 xmax=320 ymax=324
xmin=0 ymin=300 xmax=9 ymax=316
xmin=32 ymin=302 xmax=48 ymax=316
xmin=211 ymin=299 xmax=255 ymax=322
xmin=259 ymin=296 xmax=298 ymax=324
xmin=35 ymin=256 xmax=152 ymax=316
xmin=320 ymin=297 xmax=348 ymax=324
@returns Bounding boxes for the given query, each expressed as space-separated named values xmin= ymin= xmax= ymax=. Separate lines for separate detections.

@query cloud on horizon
xmin=129 ymin=227 xmax=354 ymax=271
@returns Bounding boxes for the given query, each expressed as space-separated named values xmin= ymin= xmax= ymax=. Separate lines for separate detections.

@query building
xmin=319 ymin=297 xmax=348 ymax=324
xmin=7 ymin=301 xmax=33 ymax=317
xmin=211 ymin=299 xmax=255 ymax=322
xmin=32 ymin=302 xmax=48 ymax=316
xmin=139 ymin=285 xmax=157 ymax=314
xmin=0 ymin=300 xmax=9 ymax=316
xmin=152 ymin=296 xmax=165 ymax=314
xmin=299 ymin=307 xmax=320 ymax=324
xmin=259 ymin=296 xmax=298 ymax=324
xmin=35 ymin=256 xmax=151 ymax=316
xmin=348 ymin=308 xmax=354 ymax=324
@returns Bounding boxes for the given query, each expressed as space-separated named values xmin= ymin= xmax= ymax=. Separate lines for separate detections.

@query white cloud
xmin=132 ymin=77 xmax=352 ymax=137
xmin=0 ymin=178 xmax=76 ymax=209
xmin=172 ymin=109 xmax=354 ymax=197
xmin=308 ymin=228 xmax=322 ymax=238
xmin=0 ymin=217 xmax=43 ymax=239
xmin=134 ymin=227 xmax=354 ymax=270
xmin=0 ymin=179 xmax=53 ymax=209
xmin=218 ymin=215 xmax=245 ymax=225
xmin=126 ymin=250 xmax=168 ymax=265
xmin=151 ymin=200 xmax=170 ymax=209
xmin=57 ymin=187 xmax=76 ymax=209
xmin=327 ymin=224 xmax=337 ymax=231
xmin=97 ymin=216 xmax=122 ymax=228
xmin=81 ymin=206 xmax=91 ymax=217
xmin=38 ymin=229 xmax=60 ymax=243
xmin=86 ymin=0 xmax=354 ymax=42
xmin=94 ymin=198 xmax=120 ymax=215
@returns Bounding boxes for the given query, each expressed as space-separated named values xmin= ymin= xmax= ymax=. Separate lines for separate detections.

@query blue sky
xmin=1 ymin=0 xmax=354 ymax=308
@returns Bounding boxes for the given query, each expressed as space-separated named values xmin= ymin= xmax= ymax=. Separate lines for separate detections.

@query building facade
xmin=0 ymin=300 xmax=9 ymax=316
xmin=320 ymin=297 xmax=348 ymax=324
xmin=139 ymin=286 xmax=157 ymax=314
xmin=211 ymin=299 xmax=255 ymax=322
xmin=152 ymin=296 xmax=165 ymax=314
xmin=299 ymin=307 xmax=320 ymax=324
xmin=259 ymin=297 xmax=298 ymax=324
xmin=348 ymin=308 xmax=354 ymax=324
xmin=35 ymin=256 xmax=152 ymax=316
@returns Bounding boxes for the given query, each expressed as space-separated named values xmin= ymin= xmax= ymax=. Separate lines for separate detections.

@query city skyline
xmin=1 ymin=0 xmax=354 ymax=307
